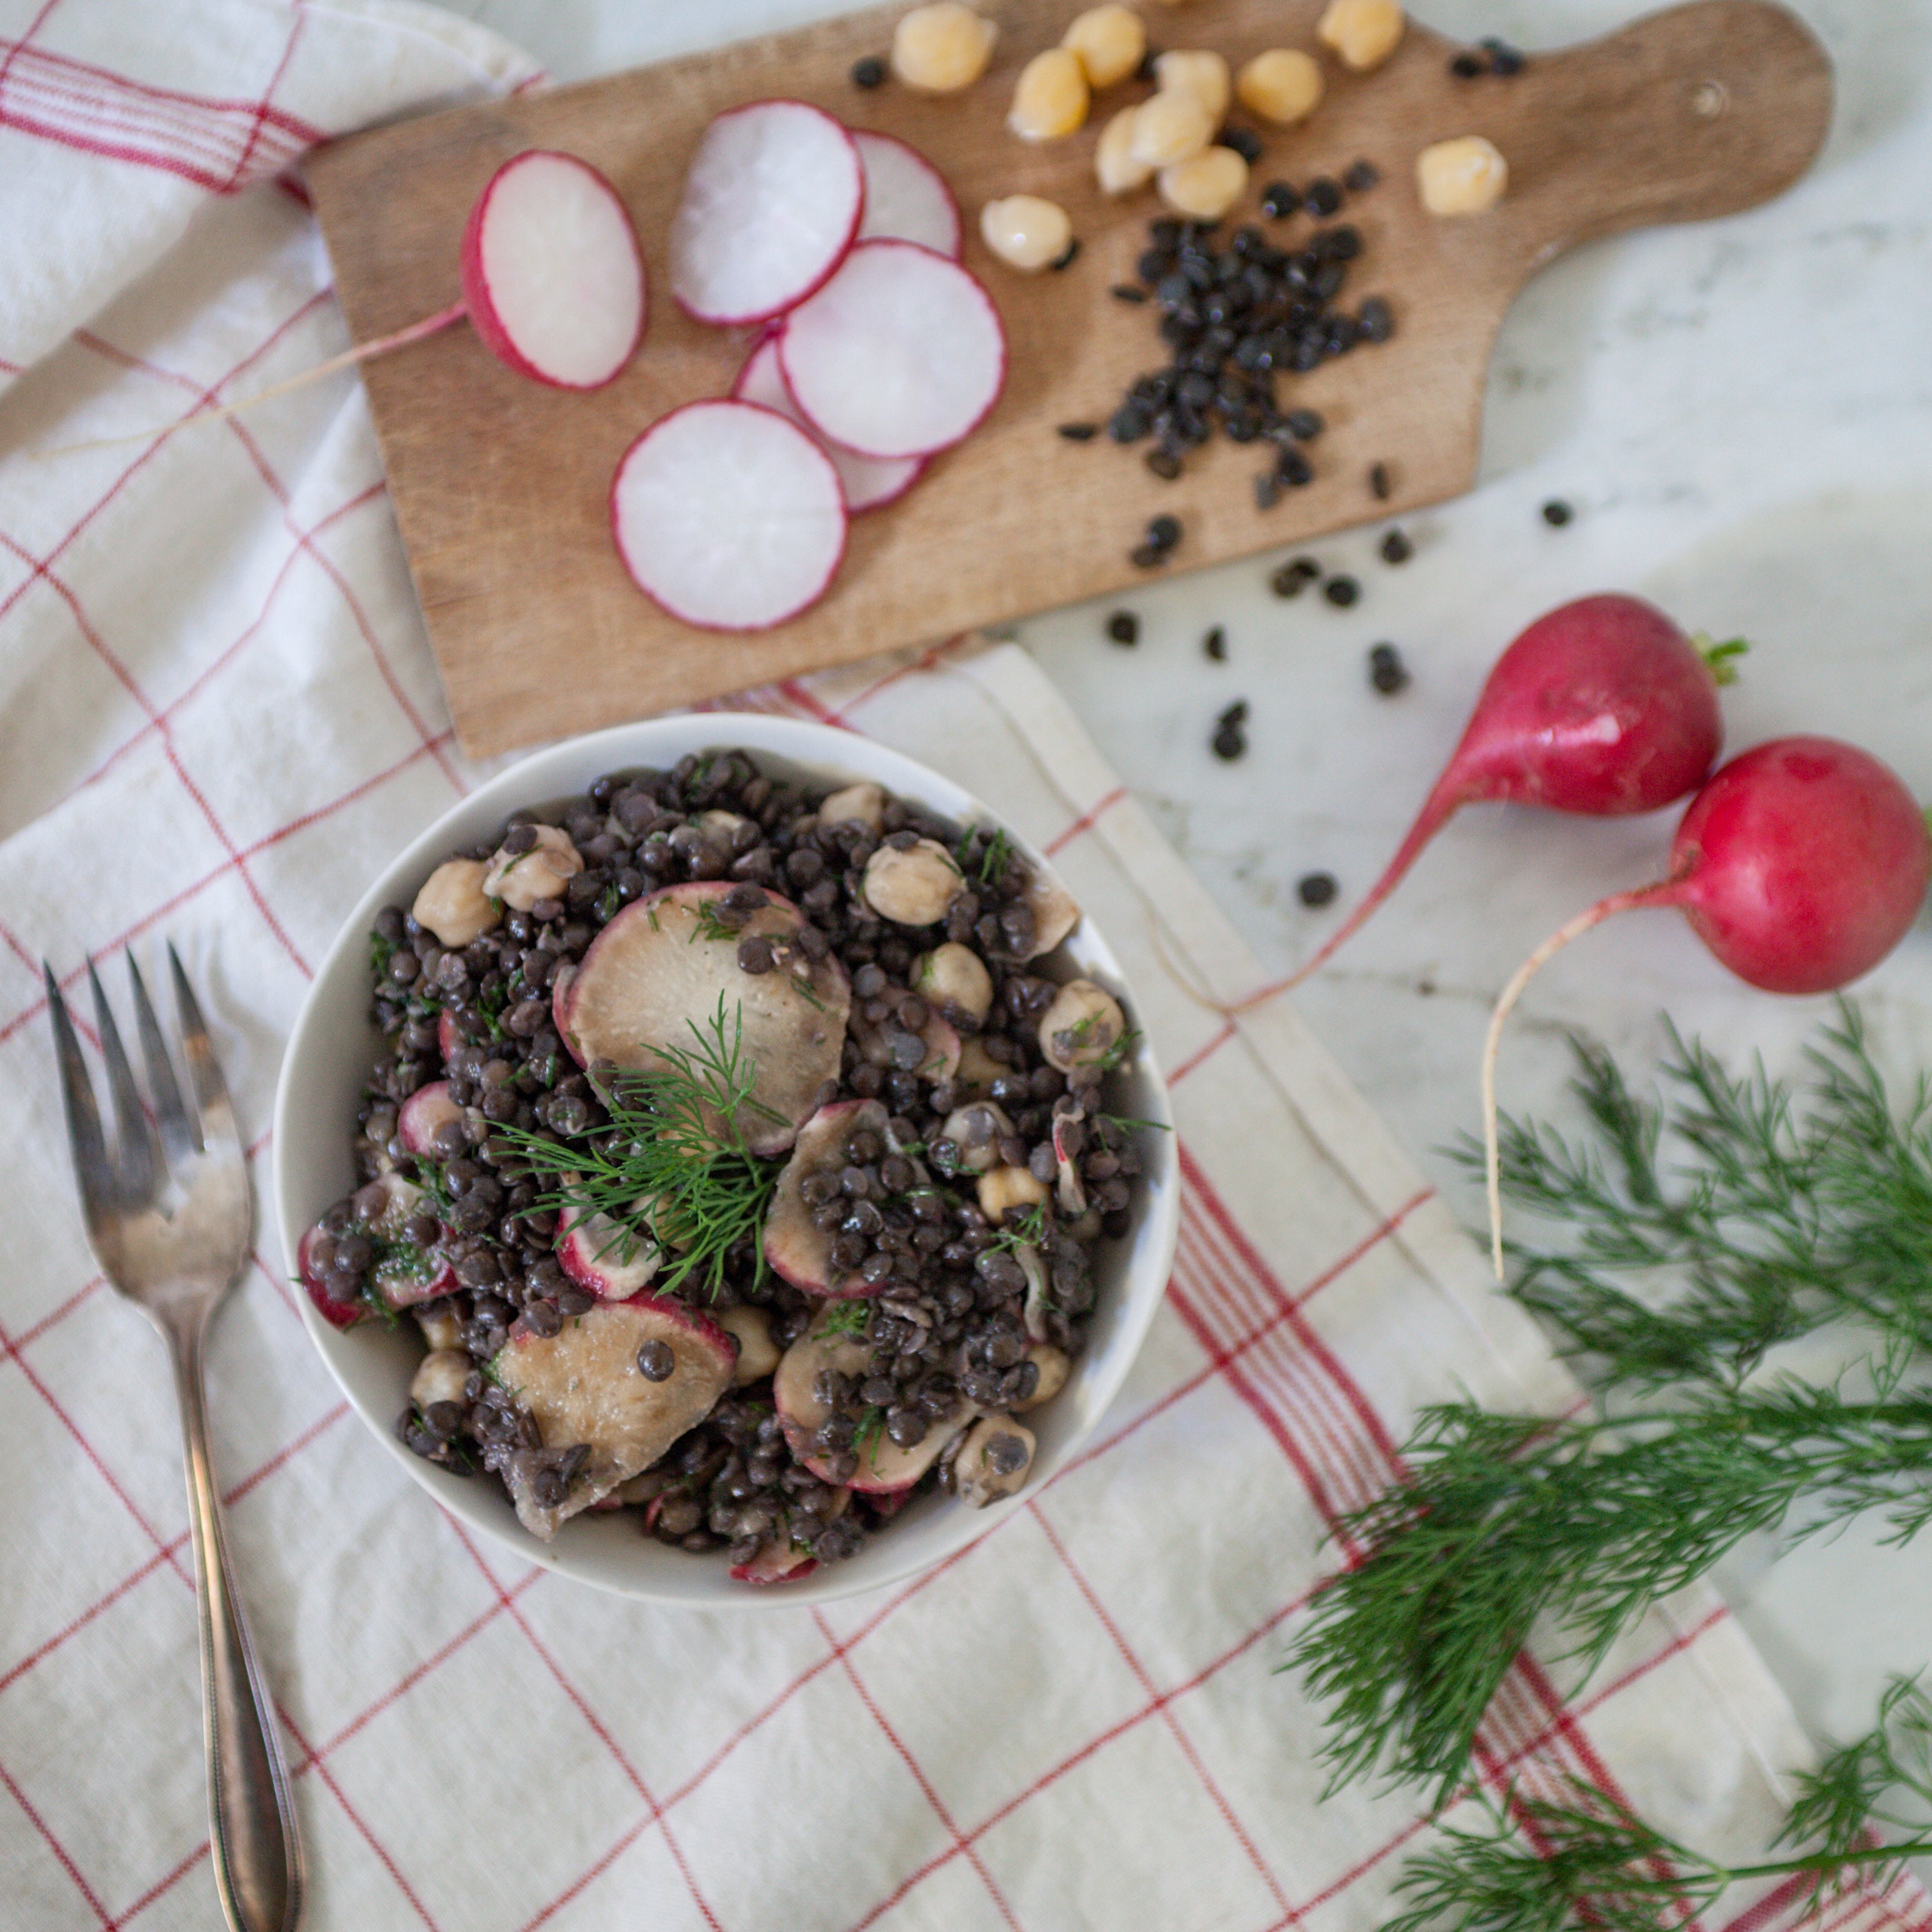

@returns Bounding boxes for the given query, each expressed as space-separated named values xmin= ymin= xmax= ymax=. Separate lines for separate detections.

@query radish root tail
xmin=35 ymin=300 xmax=468 ymax=459
xmin=1482 ymin=882 xmax=1679 ymax=1282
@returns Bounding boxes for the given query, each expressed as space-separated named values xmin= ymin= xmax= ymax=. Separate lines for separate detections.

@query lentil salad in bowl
xmin=273 ymin=716 xmax=1177 ymax=1606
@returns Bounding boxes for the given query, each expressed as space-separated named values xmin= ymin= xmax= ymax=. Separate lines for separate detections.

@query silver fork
xmin=46 ymin=947 xmax=303 ymax=1932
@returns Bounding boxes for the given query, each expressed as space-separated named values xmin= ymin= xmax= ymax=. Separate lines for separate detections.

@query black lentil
xmin=1368 ymin=642 xmax=1410 ymax=694
xmin=1450 ymin=50 xmax=1484 ymax=77
xmin=1369 ymin=460 xmax=1392 ymax=501
xmin=1130 ymin=542 xmax=1168 ymax=570
xmin=1290 ymin=555 xmax=1322 ymax=580
xmin=1057 ymin=422 xmax=1100 ymax=442
xmin=850 ymin=55 xmax=887 ymax=87
xmin=1482 ymin=37 xmax=1526 ymax=75
xmin=1260 ymin=179 xmax=1301 ymax=219
xmin=1343 ymin=159 xmax=1381 ymax=193
xmin=1323 ymin=574 xmax=1361 ymax=607
xmin=638 ymin=1340 xmax=675 ymax=1381
xmin=1146 ymin=513 xmax=1182 ymax=551
xmin=1542 ymin=498 xmax=1575 ymax=526
xmin=1145 ymin=448 xmax=1183 ymax=481
xmin=1219 ymin=125 xmax=1264 ymax=164
xmin=1379 ymin=528 xmax=1413 ymax=565
xmin=1298 ymin=871 xmax=1339 ymax=907
xmin=1106 ymin=610 xmax=1140 ymax=646
xmin=1203 ymin=624 xmax=1227 ymax=662
xmin=1305 ymin=177 xmax=1343 ymax=217
xmin=1269 ymin=562 xmax=1308 ymax=597
xmin=1110 ymin=283 xmax=1149 ymax=303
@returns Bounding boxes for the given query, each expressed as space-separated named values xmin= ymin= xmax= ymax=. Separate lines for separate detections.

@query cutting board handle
xmin=1499 ymin=0 xmax=1832 ymax=271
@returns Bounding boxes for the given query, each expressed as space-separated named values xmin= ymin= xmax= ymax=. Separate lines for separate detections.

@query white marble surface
xmin=441 ymin=0 xmax=1932 ymax=1777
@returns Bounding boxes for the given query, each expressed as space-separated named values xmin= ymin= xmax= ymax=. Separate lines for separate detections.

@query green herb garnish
xmin=975 ymin=826 xmax=1015 ymax=887
xmin=498 ymin=996 xmax=782 ymax=1301
xmin=820 ymin=1297 xmax=872 ymax=1339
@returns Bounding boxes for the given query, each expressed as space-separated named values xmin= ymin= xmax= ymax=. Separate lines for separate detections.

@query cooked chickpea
xmin=954 ymin=1036 xmax=1005 ymax=1095
xmin=978 ymin=1163 xmax=1049 ymax=1222
xmin=482 ymin=824 xmax=582 ymax=914
xmin=862 ymin=837 xmax=965 ymax=925
xmin=914 ymin=941 xmax=994 ymax=1024
xmin=1236 ymin=48 xmax=1324 ymax=124
xmin=1008 ymin=46 xmax=1089 ymax=140
xmin=411 ymin=858 xmax=500 ymax=949
xmin=1062 ymin=3 xmax=1145 ymax=89
xmin=891 ymin=1 xmax=998 ymax=92
xmin=1038 ymin=978 xmax=1127 ymax=1072
xmin=1015 ymin=1344 xmax=1072 ymax=1410
xmin=818 ymin=781 xmax=885 ymax=834
xmin=955 ymin=1417 xmax=1037 ymax=1506
xmin=1159 ymin=144 xmax=1247 ymax=219
xmin=410 ymin=1350 xmax=471 ymax=1411
xmin=1154 ymin=48 xmax=1230 ymax=119
xmin=416 ymin=1304 xmax=465 ymax=1352
xmin=979 ymin=194 xmax=1074 ymax=270
xmin=942 ymin=1100 xmax=1016 ymax=1173
xmin=1317 ymin=0 xmax=1406 ymax=71
xmin=1417 ymin=135 xmax=1508 ymax=215
xmin=1020 ymin=869 xmax=1082 ymax=958
xmin=1095 ymin=105 xmax=1154 ymax=193
xmin=1127 ymin=87 xmax=1215 ymax=169
xmin=718 ymin=1305 xmax=780 ymax=1386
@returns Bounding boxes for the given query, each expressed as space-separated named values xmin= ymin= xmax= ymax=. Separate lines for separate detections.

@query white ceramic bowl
xmin=274 ymin=715 xmax=1178 ymax=1607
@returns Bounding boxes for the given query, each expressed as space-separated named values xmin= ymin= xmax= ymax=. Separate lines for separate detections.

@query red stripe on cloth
xmin=0 ymin=37 xmax=322 ymax=143
xmin=776 ymin=676 xmax=845 ymax=727
xmin=815 ymin=1609 xmax=1026 ymax=1931
xmin=0 ymin=1752 xmax=111 ymax=1928
xmin=107 ymin=1837 xmax=208 ymax=1929
xmin=1043 ymin=785 xmax=1126 ymax=857
xmin=219 ymin=10 xmax=304 ymax=192
xmin=446 ymin=1522 xmax=726 ymax=1932
xmin=277 ymin=1704 xmax=446 ymax=1932
xmin=820 ymin=634 xmax=970 ymax=725
xmin=1033 ymin=1512 xmax=1294 ymax=1918
xmin=1167 ymin=1019 xmax=1235 ymax=1085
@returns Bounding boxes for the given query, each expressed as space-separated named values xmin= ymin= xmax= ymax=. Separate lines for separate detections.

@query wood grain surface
xmin=304 ymin=0 xmax=1829 ymax=756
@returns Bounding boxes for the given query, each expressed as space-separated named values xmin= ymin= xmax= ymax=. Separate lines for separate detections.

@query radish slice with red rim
xmin=670 ymin=100 xmax=864 ymax=326
xmin=852 ymin=130 xmax=962 ymax=258
xmin=780 ymin=240 xmax=1006 ymax=460
xmin=460 ymin=150 xmax=646 ymax=389
xmin=611 ymin=400 xmax=848 ymax=631
xmin=733 ymin=335 xmax=924 ymax=515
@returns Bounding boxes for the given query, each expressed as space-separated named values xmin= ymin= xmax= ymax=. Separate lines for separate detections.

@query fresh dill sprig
xmin=1382 ymin=1679 xmax=1932 ymax=1932
xmin=1099 ymin=1026 xmax=1143 ymax=1073
xmin=974 ymin=826 xmax=1015 ymax=887
xmin=820 ymin=1297 xmax=871 ymax=1339
xmin=987 ymin=1201 xmax=1049 ymax=1252
xmin=852 ymin=1405 xmax=887 ymax=1468
xmin=1450 ymin=1005 xmax=1932 ymax=1394
xmin=498 ymin=996 xmax=782 ymax=1302
xmin=1291 ymin=1384 xmax=1932 ymax=1809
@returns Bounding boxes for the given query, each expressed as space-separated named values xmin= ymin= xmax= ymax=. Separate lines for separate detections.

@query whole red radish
xmin=1482 ymin=735 xmax=1931 ymax=1272
xmin=1241 ymin=594 xmax=1734 ymax=1007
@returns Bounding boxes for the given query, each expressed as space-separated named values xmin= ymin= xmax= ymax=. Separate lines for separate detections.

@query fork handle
xmin=168 ymin=1318 xmax=305 ymax=1932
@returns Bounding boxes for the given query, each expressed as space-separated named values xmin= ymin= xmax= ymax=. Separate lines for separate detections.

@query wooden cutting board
xmin=304 ymin=0 xmax=1829 ymax=757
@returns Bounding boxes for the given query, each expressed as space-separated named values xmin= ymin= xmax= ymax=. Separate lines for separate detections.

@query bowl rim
xmin=272 ymin=711 xmax=1179 ymax=1608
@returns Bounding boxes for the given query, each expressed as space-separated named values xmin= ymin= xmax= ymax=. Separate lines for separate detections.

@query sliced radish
xmin=611 ymin=400 xmax=847 ymax=631
xmin=733 ymin=336 xmax=924 ymax=515
xmin=670 ymin=100 xmax=863 ymax=326
xmin=298 ymin=1223 xmax=364 ymax=1330
xmin=437 ymin=1010 xmax=464 ymax=1064
xmin=774 ymin=1317 xmax=975 ymax=1493
xmin=765 ymin=1098 xmax=890 ymax=1294
xmin=852 ymin=130 xmax=963 ymax=258
xmin=366 ymin=1174 xmax=458 ymax=1310
xmin=730 ymin=1542 xmax=820 ymax=1586
xmin=494 ymin=1293 xmax=737 ymax=1540
xmin=460 ymin=150 xmax=646 ymax=389
xmin=556 ymin=1200 xmax=661 ymax=1299
xmin=397 ymin=1081 xmax=464 ymax=1158
xmin=557 ymin=880 xmax=850 ymax=1157
xmin=780 ymin=241 xmax=1006 ymax=460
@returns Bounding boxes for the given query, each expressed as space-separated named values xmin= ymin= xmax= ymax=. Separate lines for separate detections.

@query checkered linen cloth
xmin=3 ymin=4 xmax=1928 ymax=1929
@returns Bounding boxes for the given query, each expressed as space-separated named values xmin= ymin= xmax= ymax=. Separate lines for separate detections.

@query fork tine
xmin=167 ymin=943 xmax=241 ymax=1154
xmin=88 ymin=957 xmax=161 ymax=1201
xmin=128 ymin=953 xmax=201 ymax=1164
xmin=45 ymin=965 xmax=116 ymax=1228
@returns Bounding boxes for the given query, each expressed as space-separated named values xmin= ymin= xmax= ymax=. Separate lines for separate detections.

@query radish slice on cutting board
xmin=780 ymin=240 xmax=1006 ymax=460
xmin=611 ymin=400 xmax=848 ymax=631
xmin=733 ymin=335 xmax=924 ymax=514
xmin=460 ymin=150 xmax=647 ymax=388
xmin=852 ymin=130 xmax=963 ymax=257
xmin=670 ymin=99 xmax=864 ymax=326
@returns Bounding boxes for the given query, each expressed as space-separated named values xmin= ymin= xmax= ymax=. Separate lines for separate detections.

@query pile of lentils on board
xmin=302 ymin=750 xmax=1149 ymax=1579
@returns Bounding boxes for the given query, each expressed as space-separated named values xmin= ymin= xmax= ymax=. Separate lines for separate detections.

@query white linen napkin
xmin=2 ymin=6 xmax=1924 ymax=1931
